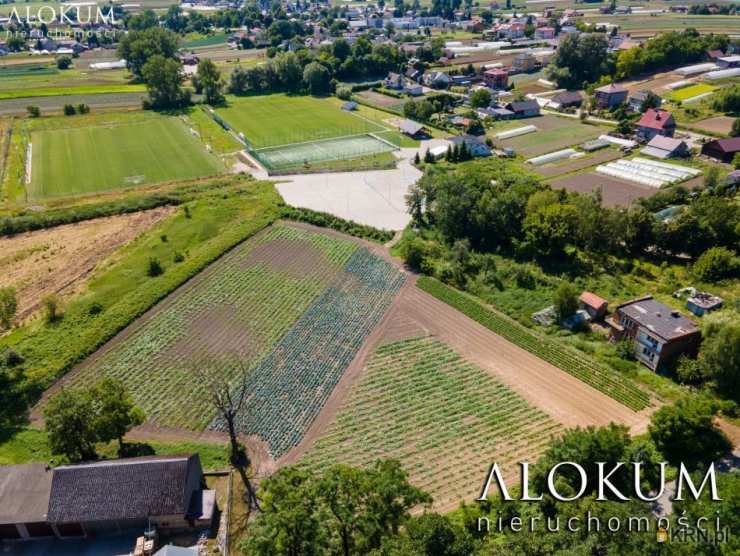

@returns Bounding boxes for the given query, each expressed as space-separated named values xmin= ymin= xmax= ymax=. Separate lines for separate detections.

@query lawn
xmin=29 ymin=116 xmax=225 ymax=199
xmin=300 ymin=336 xmax=560 ymax=511
xmin=495 ymin=117 xmax=608 ymax=158
xmin=55 ymin=223 xmax=404 ymax=458
xmin=215 ymin=94 xmax=387 ymax=148
xmin=668 ymin=83 xmax=718 ymax=102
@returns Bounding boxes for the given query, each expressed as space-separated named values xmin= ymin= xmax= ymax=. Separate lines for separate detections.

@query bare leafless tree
xmin=195 ymin=360 xmax=260 ymax=511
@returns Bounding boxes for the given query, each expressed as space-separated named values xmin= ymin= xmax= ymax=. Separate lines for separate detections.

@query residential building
xmin=636 ymin=108 xmax=676 ymax=140
xmin=448 ymin=134 xmax=492 ymax=157
xmin=0 ymin=455 xmax=215 ymax=541
xmin=701 ymin=137 xmax=740 ymax=163
xmin=483 ymin=68 xmax=508 ymax=89
xmin=608 ymin=296 xmax=700 ymax=371
xmin=641 ymin=136 xmax=688 ymax=159
xmin=594 ymin=83 xmax=628 ymax=109
xmin=512 ymin=52 xmax=538 ymax=72
xmin=384 ymin=72 xmax=404 ymax=89
xmin=628 ymin=90 xmax=660 ymax=112
xmin=506 ymin=100 xmax=540 ymax=117
xmin=423 ymin=71 xmax=450 ymax=89
xmin=534 ymin=26 xmax=555 ymax=39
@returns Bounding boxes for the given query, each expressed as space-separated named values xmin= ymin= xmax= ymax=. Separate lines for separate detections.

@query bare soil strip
xmin=0 ymin=207 xmax=175 ymax=320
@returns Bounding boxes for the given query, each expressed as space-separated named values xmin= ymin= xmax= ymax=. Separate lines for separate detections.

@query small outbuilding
xmin=399 ymin=119 xmax=425 ymax=138
xmin=341 ymin=101 xmax=358 ymax=111
xmin=701 ymin=137 xmax=740 ymax=163
xmin=641 ymin=136 xmax=688 ymax=159
xmin=579 ymin=291 xmax=609 ymax=321
xmin=686 ymin=292 xmax=723 ymax=316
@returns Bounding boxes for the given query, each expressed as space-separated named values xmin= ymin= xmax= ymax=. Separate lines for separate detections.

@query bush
xmin=173 ymin=252 xmax=185 ymax=263
xmin=147 ymin=257 xmax=164 ymax=277
xmin=3 ymin=348 xmax=24 ymax=367
xmin=616 ymin=338 xmax=634 ymax=361
xmin=336 ymin=86 xmax=352 ymax=100
xmin=43 ymin=294 xmax=61 ymax=324
xmin=280 ymin=206 xmax=393 ymax=243
xmin=63 ymin=104 xmax=76 ymax=116
xmin=553 ymin=282 xmax=579 ymax=321
xmin=692 ymin=247 xmax=739 ymax=282
xmin=26 ymin=105 xmax=40 ymax=118
xmin=88 ymin=302 xmax=103 ymax=316
xmin=77 ymin=103 xmax=90 ymax=114
xmin=0 ymin=287 xmax=17 ymax=329
xmin=56 ymin=56 xmax=72 ymax=69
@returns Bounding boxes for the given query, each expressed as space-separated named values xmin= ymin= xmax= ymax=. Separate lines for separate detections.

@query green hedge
xmin=281 ymin=206 xmax=394 ymax=243
xmin=417 ymin=277 xmax=652 ymax=411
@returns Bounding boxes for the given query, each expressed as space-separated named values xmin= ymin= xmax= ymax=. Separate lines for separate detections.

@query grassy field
xmin=29 ymin=115 xmax=225 ymax=199
xmin=0 ymin=177 xmax=282 ymax=389
xmin=301 ymin=336 xmax=560 ymax=511
xmin=0 ymin=427 xmax=229 ymax=469
xmin=215 ymin=94 xmax=387 ymax=148
xmin=185 ymin=106 xmax=243 ymax=154
xmin=494 ymin=116 xmax=608 ymax=158
xmin=58 ymin=223 xmax=404 ymax=458
xmin=184 ymin=32 xmax=229 ymax=48
xmin=668 ymin=83 xmax=718 ymax=102
xmin=582 ymin=14 xmax=740 ymax=35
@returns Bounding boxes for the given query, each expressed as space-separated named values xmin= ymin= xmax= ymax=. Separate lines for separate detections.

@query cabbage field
xmin=65 ymin=224 xmax=405 ymax=458
xmin=300 ymin=337 xmax=561 ymax=511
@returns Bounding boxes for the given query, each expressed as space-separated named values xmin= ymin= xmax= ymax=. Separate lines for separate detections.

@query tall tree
xmin=44 ymin=388 xmax=98 ymax=462
xmin=197 ymin=361 xmax=259 ymax=510
xmin=195 ymin=59 xmax=224 ymax=106
xmin=303 ymin=62 xmax=331 ymax=96
xmin=90 ymin=378 xmax=145 ymax=449
xmin=118 ymin=27 xmax=180 ymax=79
xmin=142 ymin=55 xmax=190 ymax=109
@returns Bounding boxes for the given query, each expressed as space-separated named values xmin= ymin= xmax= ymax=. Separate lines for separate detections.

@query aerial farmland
xmin=0 ymin=1 xmax=738 ymax=554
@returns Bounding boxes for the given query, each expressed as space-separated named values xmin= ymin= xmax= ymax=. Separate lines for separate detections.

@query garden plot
xmin=299 ymin=337 xmax=561 ymax=512
xmin=596 ymin=157 xmax=700 ymax=188
xmin=548 ymin=172 xmax=659 ymax=207
xmin=61 ymin=224 xmax=405 ymax=459
xmin=495 ymin=115 xmax=607 ymax=158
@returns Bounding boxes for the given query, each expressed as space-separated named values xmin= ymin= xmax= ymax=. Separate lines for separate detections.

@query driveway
xmin=274 ymin=140 xmax=446 ymax=231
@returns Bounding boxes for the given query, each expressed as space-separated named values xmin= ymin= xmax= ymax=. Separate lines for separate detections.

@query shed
xmin=505 ymin=100 xmax=540 ymax=117
xmin=549 ymin=91 xmax=582 ymax=110
xmin=686 ymin=292 xmax=723 ymax=316
xmin=0 ymin=464 xmax=54 ymax=540
xmin=399 ymin=119 xmax=424 ymax=137
xmin=701 ymin=137 xmax=740 ymax=163
xmin=579 ymin=291 xmax=608 ymax=320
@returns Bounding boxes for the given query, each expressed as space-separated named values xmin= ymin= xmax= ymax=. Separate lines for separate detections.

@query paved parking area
xmin=275 ymin=143 xmax=444 ymax=231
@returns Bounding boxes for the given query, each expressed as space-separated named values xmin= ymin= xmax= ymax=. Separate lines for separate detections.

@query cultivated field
xmin=60 ymin=223 xmax=405 ymax=459
xmin=0 ymin=208 xmax=174 ymax=319
xmin=300 ymin=336 xmax=560 ymax=511
xmin=692 ymin=116 xmax=737 ymax=135
xmin=547 ymin=172 xmax=658 ymax=207
xmin=494 ymin=116 xmax=608 ymax=158
xmin=534 ymin=148 xmax=622 ymax=178
xmin=668 ymin=83 xmax=717 ymax=102
xmin=28 ymin=115 xmax=225 ymax=199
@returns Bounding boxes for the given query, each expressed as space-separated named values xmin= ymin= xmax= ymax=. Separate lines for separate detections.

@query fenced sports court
xmin=210 ymin=95 xmax=403 ymax=174
xmin=252 ymin=133 xmax=399 ymax=172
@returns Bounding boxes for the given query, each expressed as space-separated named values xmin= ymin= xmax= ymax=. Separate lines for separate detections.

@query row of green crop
xmin=417 ymin=277 xmax=651 ymax=412
xmin=65 ymin=225 xmax=358 ymax=430
xmin=300 ymin=337 xmax=559 ymax=507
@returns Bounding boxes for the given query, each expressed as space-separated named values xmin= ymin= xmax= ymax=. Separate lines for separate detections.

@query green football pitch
xmin=29 ymin=117 xmax=225 ymax=200
xmin=214 ymin=94 xmax=387 ymax=149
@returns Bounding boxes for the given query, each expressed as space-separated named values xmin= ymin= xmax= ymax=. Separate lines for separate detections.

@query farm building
xmin=686 ymin=292 xmax=723 ymax=316
xmin=505 ymin=100 xmax=540 ymax=118
xmin=594 ymin=84 xmax=628 ymax=109
xmin=483 ymin=68 xmax=508 ymax=89
xmin=636 ymin=109 xmax=676 ymax=141
xmin=399 ymin=119 xmax=425 ymax=138
xmin=717 ymin=55 xmax=740 ymax=68
xmin=641 ymin=136 xmax=688 ymax=159
xmin=512 ymin=52 xmax=538 ymax=72
xmin=548 ymin=91 xmax=582 ymax=110
xmin=607 ymin=296 xmax=700 ymax=371
xmin=449 ymin=135 xmax=492 ymax=157
xmin=534 ymin=26 xmax=555 ymax=39
xmin=0 ymin=455 xmax=214 ymax=541
xmin=701 ymin=137 xmax=740 ymax=163
xmin=579 ymin=292 xmax=608 ymax=321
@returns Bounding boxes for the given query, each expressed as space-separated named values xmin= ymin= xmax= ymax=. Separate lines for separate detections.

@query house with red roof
xmin=636 ymin=108 xmax=676 ymax=141
xmin=579 ymin=292 xmax=608 ymax=321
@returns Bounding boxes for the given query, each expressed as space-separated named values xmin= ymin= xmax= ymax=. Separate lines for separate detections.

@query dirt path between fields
xmin=281 ymin=273 xmax=652 ymax=468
